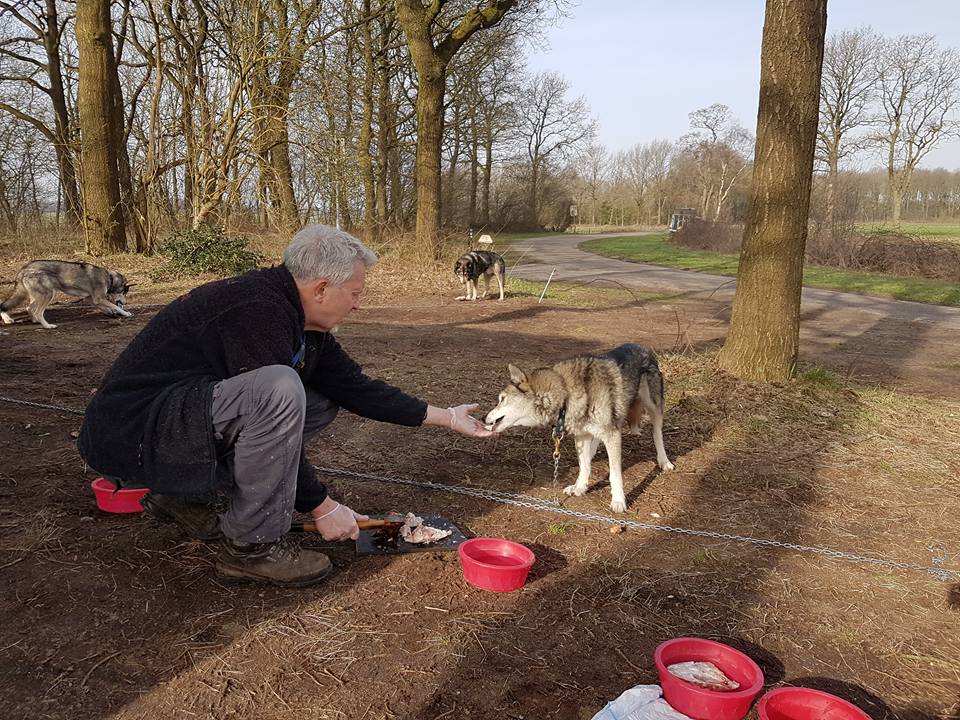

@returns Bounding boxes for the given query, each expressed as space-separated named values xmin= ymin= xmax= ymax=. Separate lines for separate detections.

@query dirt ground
xmin=1 ymin=281 xmax=959 ymax=719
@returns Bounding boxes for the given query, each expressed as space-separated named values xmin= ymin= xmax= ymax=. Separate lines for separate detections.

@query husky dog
xmin=454 ymin=250 xmax=505 ymax=301
xmin=1 ymin=260 xmax=132 ymax=329
xmin=485 ymin=344 xmax=673 ymax=513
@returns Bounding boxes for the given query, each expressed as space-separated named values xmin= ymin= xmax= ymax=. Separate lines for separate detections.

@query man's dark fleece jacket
xmin=78 ymin=265 xmax=427 ymax=512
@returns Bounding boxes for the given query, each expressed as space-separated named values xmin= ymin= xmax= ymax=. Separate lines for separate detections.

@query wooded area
xmin=0 ymin=3 xmax=957 ymax=253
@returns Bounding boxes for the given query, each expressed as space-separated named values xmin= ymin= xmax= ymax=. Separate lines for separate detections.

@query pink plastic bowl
xmin=458 ymin=537 xmax=535 ymax=592
xmin=655 ymin=637 xmax=765 ymax=720
xmin=757 ymin=687 xmax=872 ymax=720
xmin=91 ymin=477 xmax=148 ymax=514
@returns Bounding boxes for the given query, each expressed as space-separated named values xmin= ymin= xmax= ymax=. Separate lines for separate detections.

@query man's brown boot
xmin=141 ymin=493 xmax=223 ymax=541
xmin=216 ymin=536 xmax=333 ymax=587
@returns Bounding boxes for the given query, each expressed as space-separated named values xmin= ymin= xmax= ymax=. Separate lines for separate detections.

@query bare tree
xmin=718 ymin=0 xmax=827 ymax=382
xmin=679 ymin=103 xmax=752 ymax=221
xmin=76 ymin=0 xmax=126 ymax=253
xmin=0 ymin=0 xmax=82 ymax=223
xmin=473 ymin=48 xmax=519 ymax=227
xmin=817 ymin=28 xmax=878 ymax=229
xmin=516 ymin=71 xmax=595 ymax=228
xmin=645 ymin=139 xmax=672 ymax=225
xmin=873 ymin=34 xmax=960 ymax=222
xmin=580 ymin=143 xmax=607 ymax=224
xmin=396 ymin=0 xmax=535 ymax=251
xmin=618 ymin=140 xmax=672 ymax=225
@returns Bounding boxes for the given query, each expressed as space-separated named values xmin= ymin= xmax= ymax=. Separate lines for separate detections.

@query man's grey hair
xmin=283 ymin=224 xmax=378 ymax=284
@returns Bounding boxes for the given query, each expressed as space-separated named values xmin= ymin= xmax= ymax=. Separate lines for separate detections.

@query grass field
xmin=583 ymin=233 xmax=960 ymax=307
xmin=856 ymin=222 xmax=960 ymax=243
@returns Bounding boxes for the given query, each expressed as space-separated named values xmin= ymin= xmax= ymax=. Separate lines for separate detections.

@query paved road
xmin=508 ymin=232 xmax=960 ymax=330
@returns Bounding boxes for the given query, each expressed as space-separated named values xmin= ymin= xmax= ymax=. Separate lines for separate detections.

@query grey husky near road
xmin=484 ymin=343 xmax=673 ymax=513
xmin=1 ymin=260 xmax=132 ymax=329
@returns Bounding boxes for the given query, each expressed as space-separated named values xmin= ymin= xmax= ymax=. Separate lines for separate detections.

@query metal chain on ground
xmin=0 ymin=396 xmax=84 ymax=416
xmin=314 ymin=464 xmax=959 ymax=583
xmin=0 ymin=394 xmax=954 ymax=582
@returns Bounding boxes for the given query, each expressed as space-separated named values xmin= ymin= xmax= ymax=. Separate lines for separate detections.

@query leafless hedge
xmin=672 ymin=219 xmax=960 ymax=281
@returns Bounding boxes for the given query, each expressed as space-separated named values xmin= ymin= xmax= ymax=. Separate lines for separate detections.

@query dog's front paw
xmin=660 ymin=460 xmax=675 ymax=471
xmin=118 ymin=309 xmax=132 ymax=318
xmin=563 ymin=484 xmax=587 ymax=497
xmin=40 ymin=323 xmax=58 ymax=330
xmin=610 ymin=498 xmax=627 ymax=513
xmin=455 ymin=295 xmax=468 ymax=301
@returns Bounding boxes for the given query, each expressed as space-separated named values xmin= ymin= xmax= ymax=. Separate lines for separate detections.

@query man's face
xmin=302 ymin=261 xmax=366 ymax=332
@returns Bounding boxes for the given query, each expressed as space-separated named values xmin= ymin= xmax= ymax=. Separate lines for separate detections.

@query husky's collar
xmin=552 ymin=405 xmax=566 ymax=439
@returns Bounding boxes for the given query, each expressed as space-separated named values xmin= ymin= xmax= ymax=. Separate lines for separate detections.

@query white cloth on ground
xmin=591 ymin=684 xmax=692 ymax=720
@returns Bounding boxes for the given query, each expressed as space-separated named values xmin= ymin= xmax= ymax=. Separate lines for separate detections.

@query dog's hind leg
xmin=28 ymin=289 xmax=57 ymax=329
xmin=639 ymin=380 xmax=673 ymax=471
xmin=495 ymin=269 xmax=505 ymax=300
xmin=1 ymin=283 xmax=28 ymax=324
xmin=600 ymin=431 xmax=627 ymax=513
xmin=563 ymin=433 xmax=597 ymax=499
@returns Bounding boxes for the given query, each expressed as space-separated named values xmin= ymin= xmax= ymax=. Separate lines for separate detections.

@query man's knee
xmin=250 ymin=365 xmax=306 ymax=416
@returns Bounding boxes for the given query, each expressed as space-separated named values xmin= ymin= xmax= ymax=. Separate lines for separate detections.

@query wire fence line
xmin=1 ymin=393 xmax=956 ymax=582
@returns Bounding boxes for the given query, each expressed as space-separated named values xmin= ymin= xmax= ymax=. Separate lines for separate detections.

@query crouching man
xmin=78 ymin=224 xmax=494 ymax=587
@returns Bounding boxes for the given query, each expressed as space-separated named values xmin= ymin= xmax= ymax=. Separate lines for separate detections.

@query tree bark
xmin=76 ymin=0 xmax=126 ymax=254
xmin=717 ymin=0 xmax=827 ymax=382
xmin=395 ymin=0 xmax=517 ymax=252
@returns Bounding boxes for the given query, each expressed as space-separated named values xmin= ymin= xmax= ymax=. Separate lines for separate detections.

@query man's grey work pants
xmin=211 ymin=365 xmax=338 ymax=544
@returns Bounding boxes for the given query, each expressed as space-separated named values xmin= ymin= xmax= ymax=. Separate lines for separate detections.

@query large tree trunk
xmin=889 ymin=174 xmax=903 ymax=223
xmin=412 ymin=67 xmax=445 ymax=251
xmin=717 ymin=0 xmax=827 ymax=382
xmin=252 ymin=81 xmax=299 ymax=233
xmin=76 ymin=0 xmax=126 ymax=254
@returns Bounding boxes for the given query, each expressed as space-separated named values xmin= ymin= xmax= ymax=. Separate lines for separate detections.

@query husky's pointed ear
xmin=507 ymin=363 xmax=526 ymax=385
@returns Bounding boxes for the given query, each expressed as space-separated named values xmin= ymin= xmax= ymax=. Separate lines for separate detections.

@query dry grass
xmin=115 ymin=600 xmax=367 ymax=719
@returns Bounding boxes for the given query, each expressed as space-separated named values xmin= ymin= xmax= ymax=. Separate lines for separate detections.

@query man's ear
xmin=312 ymin=278 xmax=330 ymax=302
xmin=507 ymin=363 xmax=526 ymax=385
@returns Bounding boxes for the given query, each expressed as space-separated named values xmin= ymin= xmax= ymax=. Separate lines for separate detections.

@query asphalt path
xmin=507 ymin=232 xmax=960 ymax=330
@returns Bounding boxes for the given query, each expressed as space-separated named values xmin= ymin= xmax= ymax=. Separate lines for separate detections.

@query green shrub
xmin=155 ymin=225 xmax=262 ymax=278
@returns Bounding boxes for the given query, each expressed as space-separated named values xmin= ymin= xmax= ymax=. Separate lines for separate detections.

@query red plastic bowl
xmin=90 ymin=477 xmax=148 ymax=514
xmin=655 ymin=638 xmax=765 ymax=720
xmin=458 ymin=537 xmax=535 ymax=592
xmin=757 ymin=687 xmax=872 ymax=720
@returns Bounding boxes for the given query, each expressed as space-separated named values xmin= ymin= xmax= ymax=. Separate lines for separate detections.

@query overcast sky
xmin=524 ymin=0 xmax=960 ymax=171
